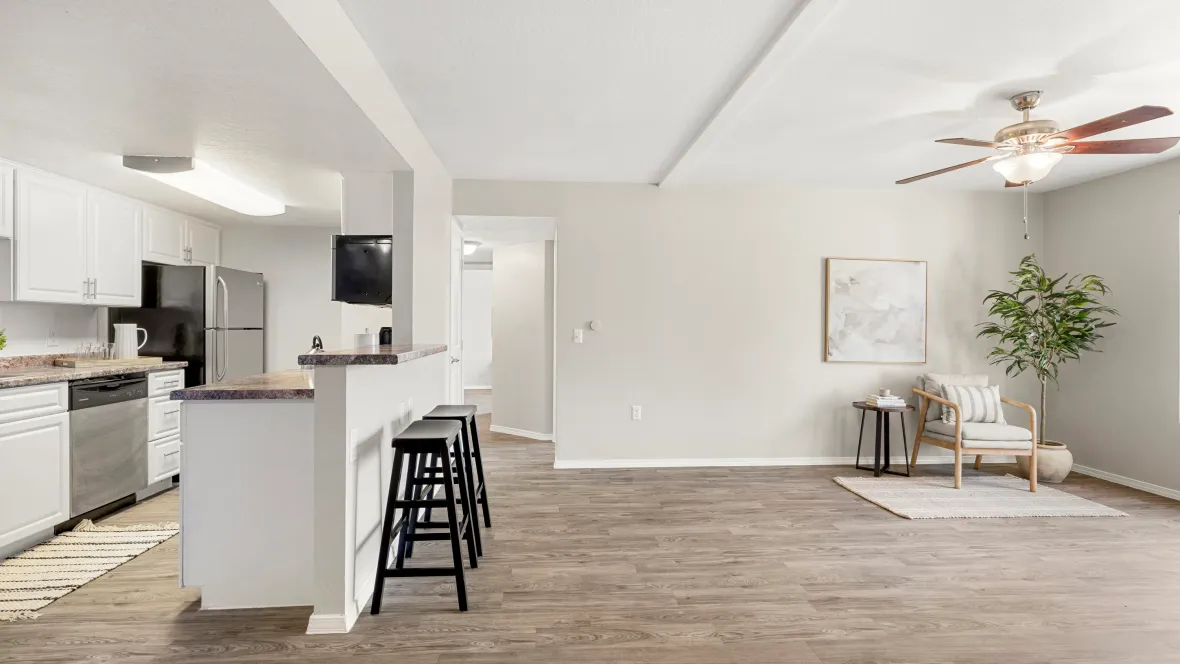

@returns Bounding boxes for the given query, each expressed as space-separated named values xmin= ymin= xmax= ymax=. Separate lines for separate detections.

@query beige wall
xmin=1044 ymin=158 xmax=1180 ymax=494
xmin=455 ymin=181 xmax=1043 ymax=465
xmin=220 ymin=224 xmax=342 ymax=370
xmin=491 ymin=242 xmax=555 ymax=435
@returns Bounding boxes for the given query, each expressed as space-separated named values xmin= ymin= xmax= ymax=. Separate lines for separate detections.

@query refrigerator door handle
xmin=216 ymin=276 xmax=229 ymax=381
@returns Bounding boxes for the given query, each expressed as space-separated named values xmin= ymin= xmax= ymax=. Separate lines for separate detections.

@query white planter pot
xmin=1016 ymin=440 xmax=1073 ymax=483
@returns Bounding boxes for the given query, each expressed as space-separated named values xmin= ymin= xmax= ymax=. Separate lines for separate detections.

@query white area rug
xmin=0 ymin=520 xmax=178 ymax=621
xmin=834 ymin=474 xmax=1128 ymax=519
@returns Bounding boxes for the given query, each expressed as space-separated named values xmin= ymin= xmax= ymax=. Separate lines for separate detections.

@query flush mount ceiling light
xmin=123 ymin=156 xmax=285 ymax=217
xmin=463 ymin=240 xmax=482 ymax=256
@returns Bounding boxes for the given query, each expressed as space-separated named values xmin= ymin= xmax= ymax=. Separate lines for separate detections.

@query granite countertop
xmin=297 ymin=344 xmax=447 ymax=366
xmin=170 ymin=370 xmax=314 ymax=401
xmin=0 ymin=358 xmax=188 ymax=389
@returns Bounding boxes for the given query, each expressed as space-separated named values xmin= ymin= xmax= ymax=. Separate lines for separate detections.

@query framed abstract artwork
xmin=824 ymin=258 xmax=927 ymax=363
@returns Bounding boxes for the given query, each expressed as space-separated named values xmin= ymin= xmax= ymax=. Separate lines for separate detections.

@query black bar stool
xmin=371 ymin=419 xmax=478 ymax=613
xmin=423 ymin=405 xmax=491 ymax=529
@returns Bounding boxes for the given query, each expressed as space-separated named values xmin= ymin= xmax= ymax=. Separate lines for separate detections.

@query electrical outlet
xmin=631 ymin=405 xmax=642 ymax=421
xmin=46 ymin=331 xmax=58 ymax=348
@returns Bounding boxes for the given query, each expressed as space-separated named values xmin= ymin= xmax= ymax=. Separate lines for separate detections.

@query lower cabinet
xmin=0 ymin=412 xmax=70 ymax=550
xmin=149 ymin=435 xmax=181 ymax=485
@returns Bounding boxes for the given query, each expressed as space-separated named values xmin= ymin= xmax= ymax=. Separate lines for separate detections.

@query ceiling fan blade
xmin=895 ymin=156 xmax=995 ymax=184
xmin=936 ymin=137 xmax=1002 ymax=148
xmin=1051 ymin=105 xmax=1173 ymax=142
xmin=1004 ymin=180 xmax=1022 ymax=188
xmin=1063 ymin=137 xmax=1180 ymax=154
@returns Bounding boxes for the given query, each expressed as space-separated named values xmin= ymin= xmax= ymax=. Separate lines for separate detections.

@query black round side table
xmin=852 ymin=401 xmax=915 ymax=477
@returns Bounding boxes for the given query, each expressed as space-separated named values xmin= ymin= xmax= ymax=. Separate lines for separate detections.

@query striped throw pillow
xmin=939 ymin=384 xmax=1006 ymax=425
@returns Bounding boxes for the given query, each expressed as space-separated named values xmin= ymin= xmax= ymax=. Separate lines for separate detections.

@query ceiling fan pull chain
xmin=1022 ymin=183 xmax=1030 ymax=240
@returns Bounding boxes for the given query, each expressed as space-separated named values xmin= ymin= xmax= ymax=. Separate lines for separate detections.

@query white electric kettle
xmin=113 ymin=323 xmax=148 ymax=359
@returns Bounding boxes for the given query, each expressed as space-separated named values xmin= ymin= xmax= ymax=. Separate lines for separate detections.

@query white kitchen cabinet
xmin=14 ymin=169 xmax=88 ymax=304
xmin=148 ymin=435 xmax=181 ymax=485
xmin=87 ymin=189 xmax=142 ymax=306
xmin=0 ymin=160 xmax=13 ymax=238
xmin=143 ymin=206 xmax=219 ymax=266
xmin=0 ymin=411 xmax=70 ymax=550
xmin=148 ymin=395 xmax=182 ymax=441
xmin=143 ymin=205 xmax=187 ymax=265
xmin=186 ymin=218 xmax=220 ymax=266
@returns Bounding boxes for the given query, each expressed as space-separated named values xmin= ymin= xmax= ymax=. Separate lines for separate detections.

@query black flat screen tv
xmin=332 ymin=235 xmax=392 ymax=306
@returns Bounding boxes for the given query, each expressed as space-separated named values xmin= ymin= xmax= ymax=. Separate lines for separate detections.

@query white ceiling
xmin=0 ymin=0 xmax=407 ymax=227
xmin=675 ymin=0 xmax=1180 ymax=191
xmin=340 ymin=0 xmax=805 ymax=183
xmin=343 ymin=0 xmax=1180 ymax=191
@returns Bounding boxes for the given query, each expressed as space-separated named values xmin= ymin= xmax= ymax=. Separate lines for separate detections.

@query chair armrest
xmin=1000 ymin=396 xmax=1038 ymax=444
xmin=913 ymin=388 xmax=958 ymax=413
xmin=912 ymin=388 xmax=962 ymax=442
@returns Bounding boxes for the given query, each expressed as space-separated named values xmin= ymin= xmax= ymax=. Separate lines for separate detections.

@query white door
xmin=143 ymin=206 xmax=187 ymax=264
xmin=88 ymin=190 xmax=143 ymax=306
xmin=0 ymin=161 xmax=13 ymax=238
xmin=15 ymin=169 xmax=87 ymax=304
xmin=186 ymin=218 xmax=220 ymax=266
xmin=0 ymin=412 xmax=70 ymax=549
xmin=449 ymin=220 xmax=464 ymax=403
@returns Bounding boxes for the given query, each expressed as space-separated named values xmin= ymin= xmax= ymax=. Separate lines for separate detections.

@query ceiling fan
xmin=896 ymin=91 xmax=1179 ymax=186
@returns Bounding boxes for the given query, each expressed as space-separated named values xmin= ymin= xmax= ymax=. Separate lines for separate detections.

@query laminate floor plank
xmin=2 ymin=442 xmax=1179 ymax=663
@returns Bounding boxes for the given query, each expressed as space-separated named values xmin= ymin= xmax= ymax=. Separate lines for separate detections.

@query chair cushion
xmin=918 ymin=373 xmax=988 ymax=422
xmin=939 ymin=384 xmax=1007 ymax=425
xmin=923 ymin=420 xmax=1033 ymax=450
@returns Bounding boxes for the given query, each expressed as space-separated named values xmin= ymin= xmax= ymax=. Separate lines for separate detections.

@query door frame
xmin=449 ymin=218 xmax=465 ymax=405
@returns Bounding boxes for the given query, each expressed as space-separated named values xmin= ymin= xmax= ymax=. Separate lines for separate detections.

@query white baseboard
xmin=1073 ymin=464 xmax=1180 ymax=502
xmin=306 ymin=611 xmax=357 ymax=635
xmin=552 ymin=455 xmax=1015 ymax=470
xmin=464 ymin=385 xmax=492 ymax=390
xmin=490 ymin=424 xmax=552 ymax=441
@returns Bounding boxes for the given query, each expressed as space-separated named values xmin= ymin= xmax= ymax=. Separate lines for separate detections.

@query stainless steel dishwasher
xmin=69 ymin=375 xmax=148 ymax=517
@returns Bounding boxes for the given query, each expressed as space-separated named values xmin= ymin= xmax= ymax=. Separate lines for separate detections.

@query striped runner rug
xmin=0 ymin=520 xmax=178 ymax=621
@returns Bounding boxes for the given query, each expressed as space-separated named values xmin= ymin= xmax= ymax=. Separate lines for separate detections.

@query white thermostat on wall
xmin=589 ymin=320 xmax=602 ymax=332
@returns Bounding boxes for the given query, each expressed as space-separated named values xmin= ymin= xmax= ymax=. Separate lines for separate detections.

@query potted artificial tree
xmin=977 ymin=254 xmax=1117 ymax=483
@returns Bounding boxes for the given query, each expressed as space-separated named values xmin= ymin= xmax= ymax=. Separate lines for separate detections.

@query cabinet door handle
xmin=91 ymin=278 xmax=97 ymax=298
xmin=83 ymin=279 xmax=90 ymax=298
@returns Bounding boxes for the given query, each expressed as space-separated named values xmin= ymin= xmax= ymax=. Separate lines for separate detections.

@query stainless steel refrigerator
xmin=111 ymin=264 xmax=265 ymax=386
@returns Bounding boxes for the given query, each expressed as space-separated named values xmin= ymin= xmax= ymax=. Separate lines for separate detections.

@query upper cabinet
xmin=1 ymin=160 xmax=220 ymax=306
xmin=143 ymin=206 xmax=187 ymax=265
xmin=186 ymin=218 xmax=220 ymax=266
xmin=14 ymin=170 xmax=88 ymax=304
xmin=0 ymin=161 xmax=13 ymax=238
xmin=15 ymin=170 xmax=143 ymax=307
xmin=143 ymin=206 xmax=220 ymax=267
xmin=87 ymin=190 xmax=143 ymax=306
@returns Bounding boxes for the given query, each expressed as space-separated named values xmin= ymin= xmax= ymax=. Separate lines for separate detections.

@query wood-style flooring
xmin=3 ymin=442 xmax=1179 ymax=663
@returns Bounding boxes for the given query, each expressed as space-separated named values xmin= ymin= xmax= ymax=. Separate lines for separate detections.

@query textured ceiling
xmin=346 ymin=0 xmax=1180 ymax=191
xmin=0 ymin=0 xmax=407 ymax=227
xmin=340 ymin=0 xmax=804 ymax=183
xmin=643 ymin=0 xmax=1180 ymax=191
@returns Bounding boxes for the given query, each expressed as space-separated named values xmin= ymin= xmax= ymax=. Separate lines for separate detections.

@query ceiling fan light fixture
xmin=992 ymin=151 xmax=1063 ymax=184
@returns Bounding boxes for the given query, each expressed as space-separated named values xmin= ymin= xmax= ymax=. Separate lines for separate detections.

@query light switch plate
xmin=573 ymin=329 xmax=584 ymax=344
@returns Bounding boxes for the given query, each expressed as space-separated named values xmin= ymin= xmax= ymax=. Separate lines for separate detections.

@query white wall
xmin=454 ymin=181 xmax=1044 ymax=465
xmin=491 ymin=243 xmax=554 ymax=435
xmin=1044 ymin=158 xmax=1180 ymax=495
xmin=0 ymin=302 xmax=99 ymax=357
xmin=462 ymin=267 xmax=493 ymax=388
xmin=220 ymin=225 xmax=342 ymax=371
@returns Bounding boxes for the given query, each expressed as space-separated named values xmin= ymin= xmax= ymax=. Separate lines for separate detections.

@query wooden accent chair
xmin=911 ymin=378 xmax=1037 ymax=491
